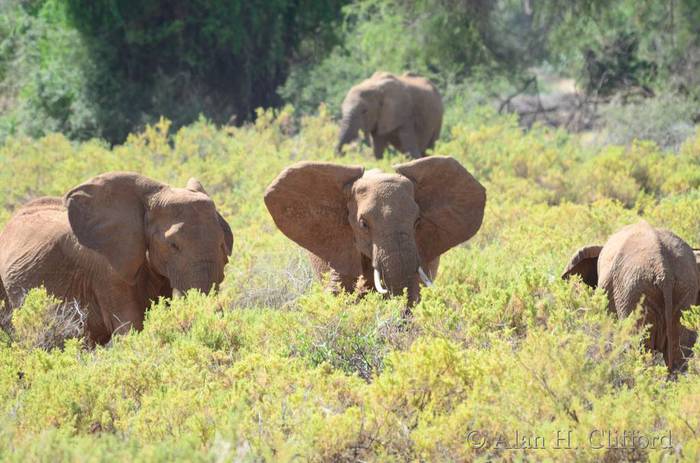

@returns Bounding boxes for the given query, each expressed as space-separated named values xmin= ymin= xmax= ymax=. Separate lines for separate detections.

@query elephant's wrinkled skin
xmin=562 ymin=221 xmax=699 ymax=371
xmin=264 ymin=156 xmax=485 ymax=311
xmin=0 ymin=172 xmax=233 ymax=345
xmin=336 ymin=71 xmax=443 ymax=159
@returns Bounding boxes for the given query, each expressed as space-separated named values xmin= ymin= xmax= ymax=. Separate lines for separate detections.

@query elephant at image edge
xmin=336 ymin=72 xmax=443 ymax=159
xmin=562 ymin=220 xmax=699 ymax=371
xmin=264 ymin=156 xmax=485 ymax=311
xmin=0 ymin=172 xmax=233 ymax=345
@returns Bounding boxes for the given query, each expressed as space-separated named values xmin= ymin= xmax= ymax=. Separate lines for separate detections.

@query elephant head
xmin=65 ymin=173 xmax=233 ymax=296
xmin=264 ymin=156 xmax=486 ymax=304
xmin=336 ymin=73 xmax=409 ymax=154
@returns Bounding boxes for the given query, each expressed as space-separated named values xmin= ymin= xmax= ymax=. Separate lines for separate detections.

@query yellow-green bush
xmin=0 ymin=106 xmax=699 ymax=461
xmin=9 ymin=288 xmax=85 ymax=351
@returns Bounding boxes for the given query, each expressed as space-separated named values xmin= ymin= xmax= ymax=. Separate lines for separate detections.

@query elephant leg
xmin=308 ymin=252 xmax=330 ymax=280
xmin=84 ymin=310 xmax=110 ymax=347
xmin=637 ymin=293 xmax=665 ymax=356
xmin=308 ymin=253 xmax=357 ymax=294
xmin=426 ymin=131 xmax=439 ymax=152
xmin=330 ymin=271 xmax=360 ymax=295
xmin=397 ymin=126 xmax=421 ymax=159
xmin=93 ymin=283 xmax=147 ymax=344
xmin=665 ymin=313 xmax=681 ymax=371
xmin=372 ymin=134 xmax=389 ymax=159
xmin=103 ymin=299 xmax=145 ymax=337
xmin=668 ymin=287 xmax=695 ymax=371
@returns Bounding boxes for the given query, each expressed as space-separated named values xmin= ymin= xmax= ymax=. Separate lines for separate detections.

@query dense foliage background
xmin=1 ymin=0 xmax=699 ymax=143
xmin=0 ymin=0 xmax=346 ymax=142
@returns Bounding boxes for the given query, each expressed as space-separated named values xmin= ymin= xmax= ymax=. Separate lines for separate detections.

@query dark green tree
xmin=57 ymin=0 xmax=347 ymax=142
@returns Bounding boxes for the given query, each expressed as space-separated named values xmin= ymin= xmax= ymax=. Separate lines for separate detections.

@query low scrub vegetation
xmin=0 ymin=108 xmax=699 ymax=461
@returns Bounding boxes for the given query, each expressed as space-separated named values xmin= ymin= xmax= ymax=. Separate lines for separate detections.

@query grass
xmin=0 ymin=105 xmax=699 ymax=461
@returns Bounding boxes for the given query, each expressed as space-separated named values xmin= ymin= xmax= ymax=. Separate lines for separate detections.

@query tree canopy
xmin=1 ymin=0 xmax=699 ymax=143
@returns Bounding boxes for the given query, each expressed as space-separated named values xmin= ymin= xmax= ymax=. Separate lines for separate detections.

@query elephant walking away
xmin=336 ymin=72 xmax=443 ymax=159
xmin=562 ymin=221 xmax=699 ymax=371
xmin=0 ymin=173 xmax=233 ymax=345
xmin=265 ymin=156 xmax=485 ymax=312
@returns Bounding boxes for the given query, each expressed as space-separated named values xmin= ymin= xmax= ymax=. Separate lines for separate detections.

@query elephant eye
xmin=359 ymin=217 xmax=369 ymax=230
xmin=414 ymin=217 xmax=421 ymax=228
xmin=169 ymin=241 xmax=181 ymax=252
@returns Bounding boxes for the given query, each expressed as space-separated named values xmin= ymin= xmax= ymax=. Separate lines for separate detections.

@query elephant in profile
xmin=562 ymin=221 xmax=698 ymax=371
xmin=0 ymin=172 xmax=233 ymax=345
xmin=336 ymin=72 xmax=443 ymax=159
xmin=264 ymin=156 xmax=485 ymax=311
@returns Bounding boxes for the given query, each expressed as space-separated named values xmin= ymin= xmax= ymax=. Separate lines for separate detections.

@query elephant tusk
xmin=172 ymin=288 xmax=183 ymax=298
xmin=373 ymin=268 xmax=388 ymax=294
xmin=418 ymin=266 xmax=433 ymax=287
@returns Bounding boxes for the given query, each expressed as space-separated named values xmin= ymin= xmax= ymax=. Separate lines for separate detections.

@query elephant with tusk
xmin=0 ymin=172 xmax=233 ymax=345
xmin=562 ymin=220 xmax=699 ymax=372
xmin=264 ymin=156 xmax=486 ymax=312
xmin=336 ymin=71 xmax=443 ymax=159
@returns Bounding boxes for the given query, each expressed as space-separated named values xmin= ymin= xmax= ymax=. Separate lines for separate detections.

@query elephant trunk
xmin=171 ymin=261 xmax=224 ymax=297
xmin=373 ymin=234 xmax=421 ymax=305
xmin=336 ymin=110 xmax=361 ymax=154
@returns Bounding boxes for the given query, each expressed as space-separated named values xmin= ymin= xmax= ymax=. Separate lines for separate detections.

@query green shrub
xmin=292 ymin=288 xmax=417 ymax=381
xmin=10 ymin=288 xmax=85 ymax=350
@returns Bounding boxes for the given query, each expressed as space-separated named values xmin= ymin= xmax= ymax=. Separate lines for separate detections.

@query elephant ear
xmin=186 ymin=177 xmax=233 ymax=256
xmin=561 ymin=245 xmax=603 ymax=288
xmin=186 ymin=177 xmax=207 ymax=194
xmin=377 ymin=75 xmax=410 ymax=135
xmin=218 ymin=213 xmax=234 ymax=257
xmin=264 ymin=162 xmax=364 ymax=275
xmin=65 ymin=172 xmax=165 ymax=284
xmin=395 ymin=156 xmax=486 ymax=264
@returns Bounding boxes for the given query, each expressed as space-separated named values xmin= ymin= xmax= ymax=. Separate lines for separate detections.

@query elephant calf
xmin=265 ymin=156 xmax=486 ymax=311
xmin=336 ymin=71 xmax=443 ymax=159
xmin=562 ymin=221 xmax=699 ymax=371
xmin=0 ymin=172 xmax=233 ymax=345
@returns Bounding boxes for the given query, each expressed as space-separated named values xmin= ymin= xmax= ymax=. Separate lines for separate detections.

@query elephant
xmin=336 ymin=71 xmax=443 ymax=160
xmin=0 ymin=172 xmax=233 ymax=345
xmin=264 ymin=156 xmax=485 ymax=311
xmin=562 ymin=221 xmax=699 ymax=371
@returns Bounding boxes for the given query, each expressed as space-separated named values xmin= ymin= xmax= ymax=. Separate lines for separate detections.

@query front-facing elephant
xmin=336 ymin=72 xmax=443 ymax=159
xmin=0 ymin=172 xmax=233 ymax=345
xmin=264 ymin=156 xmax=486 ymax=311
xmin=562 ymin=221 xmax=698 ymax=371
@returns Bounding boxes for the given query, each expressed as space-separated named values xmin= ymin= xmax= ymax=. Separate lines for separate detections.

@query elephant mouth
xmin=372 ymin=266 xmax=433 ymax=294
xmin=168 ymin=259 xmax=224 ymax=298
